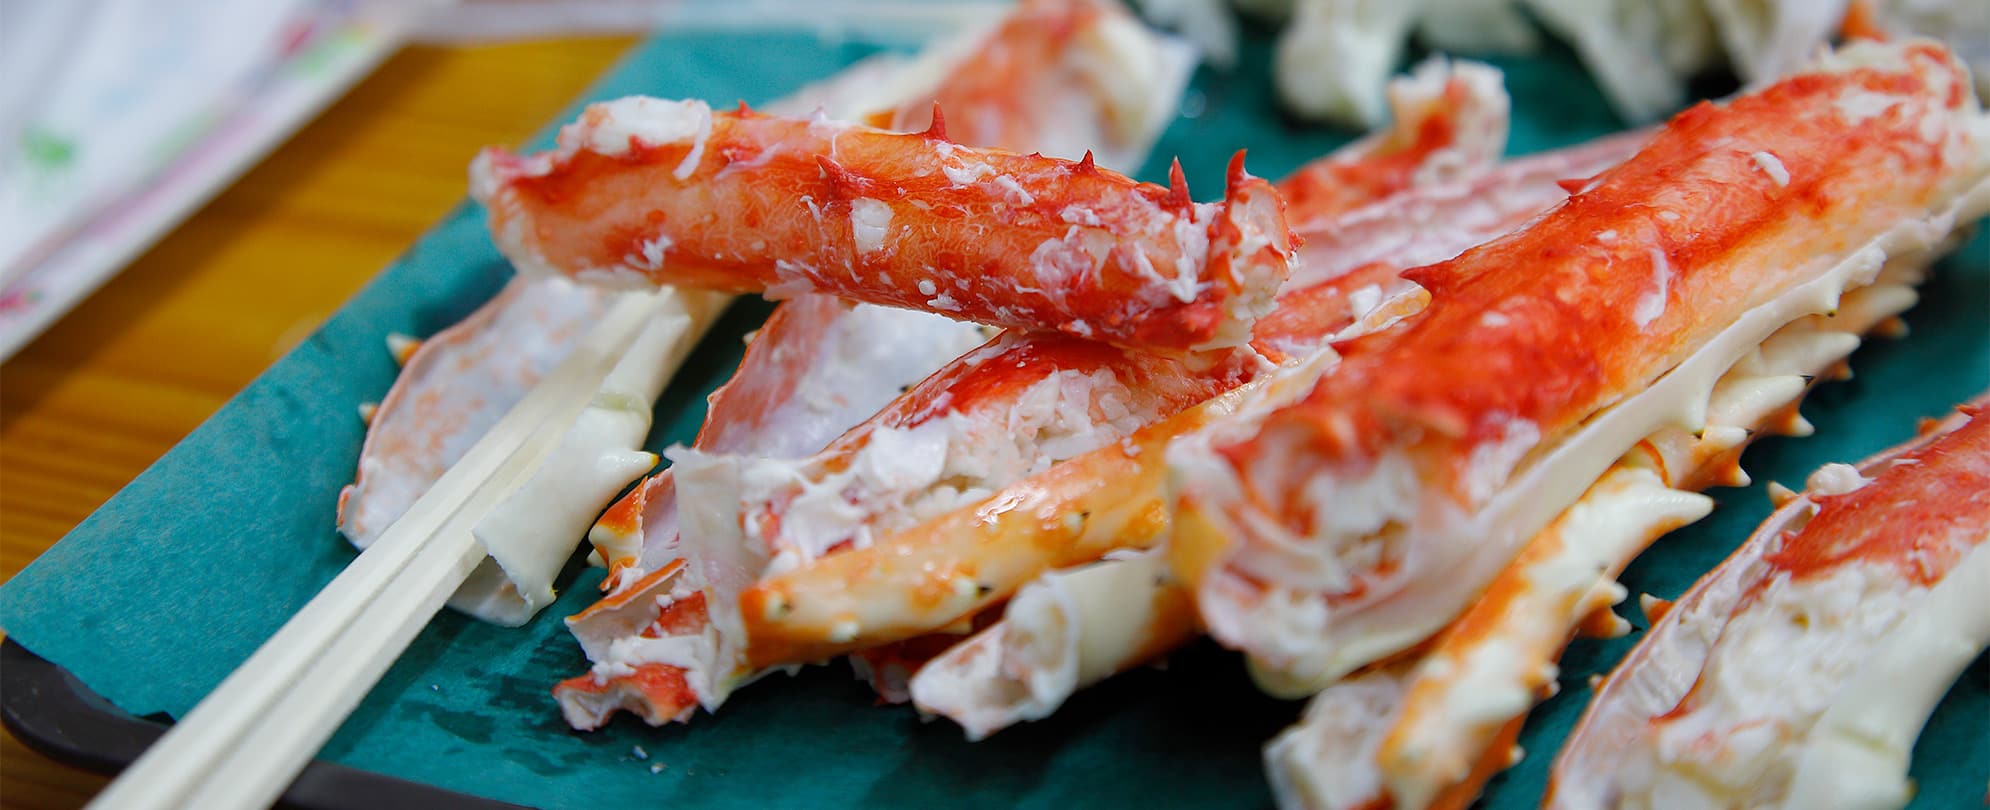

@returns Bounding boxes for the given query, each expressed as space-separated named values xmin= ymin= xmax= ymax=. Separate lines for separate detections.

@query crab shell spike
xmin=1776 ymin=410 xmax=1818 ymax=437
xmin=1638 ymin=593 xmax=1674 ymax=624
xmin=1074 ymin=150 xmax=1099 ymax=175
xmin=1712 ymin=460 xmax=1751 ymax=488
xmin=357 ymin=402 xmax=378 ymax=425
xmin=1575 ymin=606 xmax=1632 ymax=639
xmin=1164 ymin=159 xmax=1192 ymax=212
xmin=1225 ymin=149 xmax=1254 ymax=187
xmin=385 ymin=333 xmax=421 ymax=366
xmin=922 ymin=103 xmax=950 ymax=141
xmin=814 ymin=155 xmax=876 ymax=199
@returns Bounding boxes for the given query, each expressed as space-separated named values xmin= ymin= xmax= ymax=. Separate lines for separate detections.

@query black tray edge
xmin=1 ymin=637 xmax=533 ymax=810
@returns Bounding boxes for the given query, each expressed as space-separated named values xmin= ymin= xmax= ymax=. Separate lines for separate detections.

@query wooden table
xmin=0 ymin=36 xmax=636 ymax=810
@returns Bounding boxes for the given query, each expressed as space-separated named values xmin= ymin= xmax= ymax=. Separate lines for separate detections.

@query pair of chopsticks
xmin=88 ymin=289 xmax=685 ymax=810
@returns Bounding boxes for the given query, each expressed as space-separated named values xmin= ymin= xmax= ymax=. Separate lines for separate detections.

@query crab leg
xmin=1547 ymin=399 xmax=1990 ymax=810
xmin=1258 ymin=249 xmax=1945 ymax=810
xmin=1166 ymin=40 xmax=1990 ymax=697
xmin=470 ymin=98 xmax=1294 ymax=352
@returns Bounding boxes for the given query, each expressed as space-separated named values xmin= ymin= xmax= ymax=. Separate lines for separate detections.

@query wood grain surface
xmin=0 ymin=36 xmax=635 ymax=810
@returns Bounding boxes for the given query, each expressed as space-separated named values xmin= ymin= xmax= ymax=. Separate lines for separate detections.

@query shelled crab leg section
xmin=1167 ymin=39 xmax=1990 ymax=697
xmin=1260 ymin=247 xmax=1946 ymax=810
xmin=471 ymin=100 xmax=1294 ymax=352
xmin=1548 ymin=399 xmax=1990 ymax=810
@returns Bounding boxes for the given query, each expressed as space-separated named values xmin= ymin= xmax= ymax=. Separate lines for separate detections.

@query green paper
xmin=2 ymin=23 xmax=1985 ymax=810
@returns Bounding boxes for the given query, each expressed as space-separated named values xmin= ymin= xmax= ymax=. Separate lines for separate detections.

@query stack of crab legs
xmin=337 ymin=1 xmax=1989 ymax=806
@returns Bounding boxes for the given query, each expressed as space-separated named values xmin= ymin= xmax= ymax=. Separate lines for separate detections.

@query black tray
xmin=0 ymin=638 xmax=527 ymax=810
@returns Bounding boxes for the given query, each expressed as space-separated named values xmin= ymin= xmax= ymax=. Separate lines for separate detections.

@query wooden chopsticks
xmin=87 ymin=288 xmax=691 ymax=810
